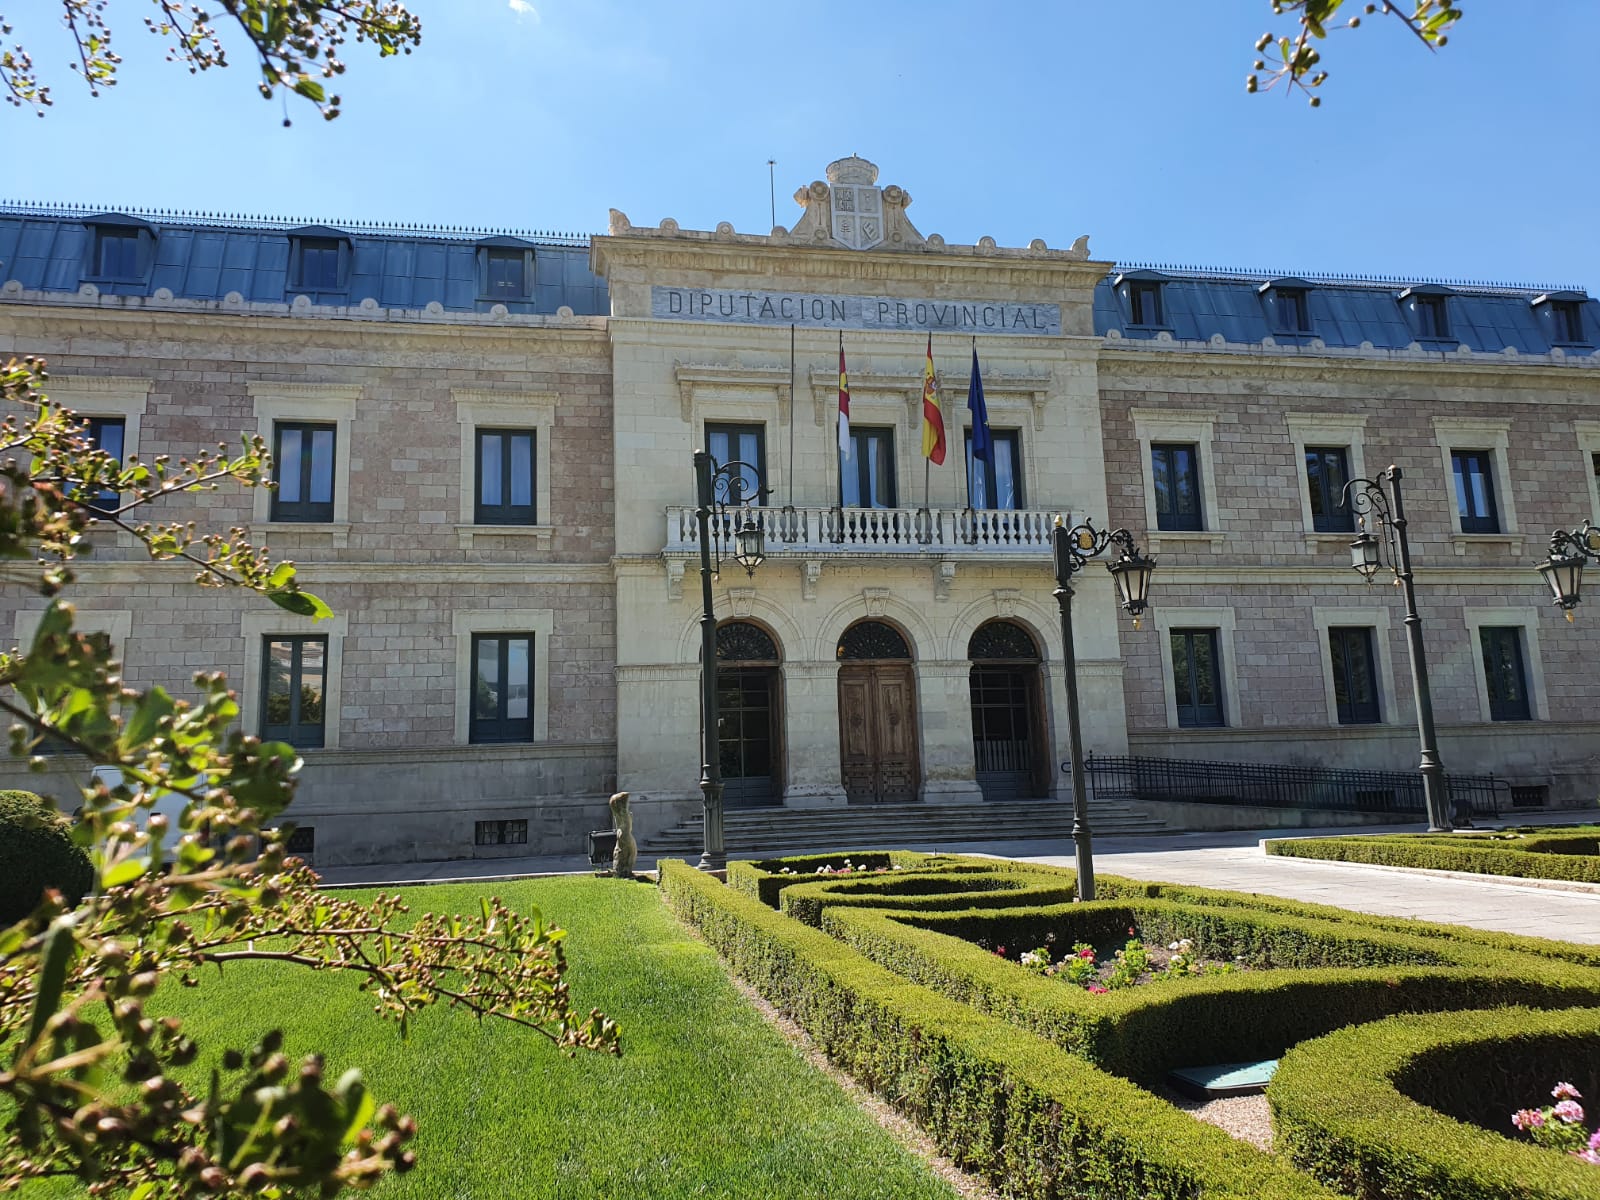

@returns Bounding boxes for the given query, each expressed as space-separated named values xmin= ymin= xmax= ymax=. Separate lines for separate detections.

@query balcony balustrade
xmin=663 ymin=504 xmax=1059 ymax=556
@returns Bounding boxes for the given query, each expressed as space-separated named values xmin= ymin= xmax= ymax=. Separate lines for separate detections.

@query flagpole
xmin=787 ymin=323 xmax=796 ymax=509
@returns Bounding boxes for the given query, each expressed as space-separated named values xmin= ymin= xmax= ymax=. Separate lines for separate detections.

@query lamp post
xmin=1051 ymin=516 xmax=1155 ymax=902
xmin=1341 ymin=466 xmax=1452 ymax=833
xmin=692 ymin=450 xmax=767 ymax=871
xmin=1535 ymin=522 xmax=1600 ymax=619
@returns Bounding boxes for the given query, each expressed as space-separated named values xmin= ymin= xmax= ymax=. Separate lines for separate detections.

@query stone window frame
xmin=1310 ymin=607 xmax=1398 ymax=729
xmin=1285 ymin=412 xmax=1369 ymax=552
xmin=454 ymin=390 xmax=556 ymax=550
xmin=1459 ymin=607 xmax=1549 ymax=723
xmin=12 ymin=607 xmax=135 ymax=758
xmin=1430 ymin=415 xmax=1520 ymax=553
xmin=1150 ymin=606 xmax=1241 ymax=731
xmin=248 ymin=382 xmax=360 ymax=545
xmin=45 ymin=376 xmax=151 ymax=541
xmin=240 ymin=609 xmax=349 ymax=750
xmin=1129 ymin=409 xmax=1223 ymax=549
xmin=1572 ymin=420 xmax=1600 ymax=526
xmin=452 ymin=608 xmax=553 ymax=746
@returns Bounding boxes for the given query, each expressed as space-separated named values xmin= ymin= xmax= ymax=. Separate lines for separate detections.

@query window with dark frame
xmin=84 ymin=416 xmax=126 ymax=514
xmin=294 ymin=238 xmax=342 ymax=291
xmin=1413 ymin=294 xmax=1450 ymax=340
xmin=1450 ymin=449 xmax=1500 ymax=533
xmin=1151 ymin=443 xmax=1203 ymax=531
xmin=706 ymin=422 xmax=766 ymax=507
xmin=94 ymin=229 xmax=142 ymax=281
xmin=1329 ymin=626 xmax=1380 ymax=725
xmin=271 ymin=422 xmax=337 ymax=522
xmin=1479 ymin=626 xmax=1532 ymax=722
xmin=1277 ymin=288 xmax=1311 ymax=333
xmin=965 ymin=429 xmax=1023 ymax=509
xmin=1170 ymin=628 xmax=1224 ymax=728
xmin=485 ymin=249 xmax=529 ymax=300
xmin=1305 ymin=445 xmax=1354 ymax=533
xmin=1551 ymin=299 xmax=1587 ymax=345
xmin=475 ymin=819 xmax=528 ymax=846
xmin=840 ymin=426 xmax=896 ymax=508
xmin=470 ymin=633 xmax=534 ymax=744
xmin=475 ymin=428 xmax=536 ymax=525
xmin=261 ymin=635 xmax=327 ymax=749
xmin=1129 ymin=281 xmax=1164 ymax=327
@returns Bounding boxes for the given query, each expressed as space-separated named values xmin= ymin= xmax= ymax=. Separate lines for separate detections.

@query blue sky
xmin=6 ymin=1 xmax=1598 ymax=288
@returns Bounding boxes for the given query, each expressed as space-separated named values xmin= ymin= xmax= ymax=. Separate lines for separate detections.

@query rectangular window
xmin=84 ymin=416 xmax=126 ymax=514
xmin=1277 ymin=288 xmax=1310 ymax=333
xmin=965 ymin=429 xmax=1023 ymax=509
xmin=1479 ymin=627 xmax=1531 ymax=721
xmin=295 ymin=239 xmax=342 ymax=290
xmin=840 ymin=426 xmax=896 ymax=508
xmin=1415 ymin=295 xmax=1450 ymax=340
xmin=1305 ymin=446 xmax=1353 ymax=533
xmin=1551 ymin=300 xmax=1586 ymax=345
xmin=1170 ymin=629 xmax=1224 ymax=728
xmin=706 ymin=422 xmax=766 ymax=507
xmin=475 ymin=819 xmax=528 ymax=846
xmin=1151 ymin=443 xmax=1203 ymax=531
xmin=95 ymin=230 xmax=141 ymax=280
xmin=1129 ymin=281 xmax=1164 ymax=327
xmin=1329 ymin=627 xmax=1380 ymax=725
xmin=1451 ymin=449 xmax=1500 ymax=533
xmin=271 ymin=422 xmax=337 ymax=522
xmin=471 ymin=633 xmax=534 ymax=744
xmin=485 ymin=249 xmax=527 ymax=299
xmin=475 ymin=428 xmax=536 ymax=525
xmin=262 ymin=636 xmax=327 ymax=748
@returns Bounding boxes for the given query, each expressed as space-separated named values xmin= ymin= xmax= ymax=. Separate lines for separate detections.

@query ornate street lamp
xmin=1051 ymin=516 xmax=1154 ymax=902
xmin=692 ymin=450 xmax=769 ymax=871
xmin=1536 ymin=522 xmax=1600 ymax=619
xmin=1341 ymin=466 xmax=1452 ymax=832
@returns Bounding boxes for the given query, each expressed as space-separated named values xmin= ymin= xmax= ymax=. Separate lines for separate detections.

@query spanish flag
xmin=921 ymin=332 xmax=946 ymax=465
xmin=838 ymin=334 xmax=852 ymax=459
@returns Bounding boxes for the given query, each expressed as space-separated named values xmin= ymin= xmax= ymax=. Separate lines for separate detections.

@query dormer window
xmin=1129 ymin=280 xmax=1163 ymax=327
xmin=286 ymin=226 xmax=352 ymax=294
xmin=1534 ymin=292 xmax=1590 ymax=346
xmin=1260 ymin=278 xmax=1313 ymax=334
xmin=1399 ymin=285 xmax=1454 ymax=342
xmin=81 ymin=214 xmax=154 ymax=284
xmin=476 ymin=237 xmax=535 ymax=302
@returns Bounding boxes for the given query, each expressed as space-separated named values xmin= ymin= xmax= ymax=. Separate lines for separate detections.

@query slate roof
xmin=0 ymin=203 xmax=607 ymax=317
xmin=1 ymin=203 xmax=1594 ymax=354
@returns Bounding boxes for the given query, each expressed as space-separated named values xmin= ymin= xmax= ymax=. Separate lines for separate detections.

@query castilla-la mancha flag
xmin=921 ymin=333 xmax=946 ymax=464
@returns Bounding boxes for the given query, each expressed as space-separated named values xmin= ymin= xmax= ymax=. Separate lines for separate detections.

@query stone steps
xmin=640 ymin=799 xmax=1167 ymax=856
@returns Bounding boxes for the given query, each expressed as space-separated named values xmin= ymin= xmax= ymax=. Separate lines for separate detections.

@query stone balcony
xmin=663 ymin=504 xmax=1059 ymax=559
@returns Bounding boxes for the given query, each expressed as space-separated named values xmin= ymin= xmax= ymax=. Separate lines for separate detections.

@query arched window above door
xmin=968 ymin=620 xmax=1039 ymax=662
xmin=837 ymin=620 xmax=911 ymax=661
xmin=717 ymin=621 xmax=780 ymax=663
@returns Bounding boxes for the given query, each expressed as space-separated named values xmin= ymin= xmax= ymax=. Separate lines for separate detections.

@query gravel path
xmin=1158 ymin=1087 xmax=1275 ymax=1151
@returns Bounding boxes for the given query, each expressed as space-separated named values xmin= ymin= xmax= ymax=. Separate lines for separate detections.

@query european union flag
xmin=967 ymin=347 xmax=993 ymax=467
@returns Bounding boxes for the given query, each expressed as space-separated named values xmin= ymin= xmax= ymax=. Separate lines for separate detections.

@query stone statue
xmin=609 ymin=791 xmax=637 ymax=878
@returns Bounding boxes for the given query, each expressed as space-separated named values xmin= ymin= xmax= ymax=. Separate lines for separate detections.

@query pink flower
xmin=1555 ymin=1099 xmax=1587 ymax=1124
xmin=1087 ymin=984 xmax=1109 ymax=994
xmin=1077 ymin=948 xmax=1095 ymax=960
xmin=996 ymin=946 xmax=1007 ymax=957
xmin=1588 ymin=1130 xmax=1600 ymax=1152
xmin=1555 ymin=1082 xmax=1584 ymax=1101
xmin=1513 ymin=1109 xmax=1546 ymax=1130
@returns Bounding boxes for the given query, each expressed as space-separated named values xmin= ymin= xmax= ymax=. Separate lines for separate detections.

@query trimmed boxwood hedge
xmin=821 ymin=898 xmax=1600 ymax=1084
xmin=1266 ymin=829 xmax=1600 ymax=885
xmin=658 ymin=859 xmax=1338 ymax=1200
xmin=1271 ymin=1006 xmax=1600 ymax=1200
xmin=727 ymin=851 xmax=970 ymax=909
xmin=0 ymin=788 xmax=93 ymax=925
xmin=778 ymin=869 xmax=1078 ymax=927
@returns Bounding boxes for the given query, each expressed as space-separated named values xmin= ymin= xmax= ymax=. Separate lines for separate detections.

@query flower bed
xmin=1270 ymin=1006 xmax=1600 ymax=1200
xmin=1006 ymin=934 xmax=1244 ymax=992
xmin=1265 ymin=826 xmax=1600 ymax=884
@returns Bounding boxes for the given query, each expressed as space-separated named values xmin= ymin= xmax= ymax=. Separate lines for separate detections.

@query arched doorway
xmin=836 ymin=620 xmax=919 ymax=804
xmin=716 ymin=621 xmax=782 ymax=808
xmin=968 ymin=620 xmax=1048 ymax=801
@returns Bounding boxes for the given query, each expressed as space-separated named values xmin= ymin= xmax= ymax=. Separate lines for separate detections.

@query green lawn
xmin=21 ymin=877 xmax=959 ymax=1200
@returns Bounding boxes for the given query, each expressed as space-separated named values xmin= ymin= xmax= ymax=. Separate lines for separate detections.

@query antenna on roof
xmin=768 ymin=158 xmax=777 ymax=231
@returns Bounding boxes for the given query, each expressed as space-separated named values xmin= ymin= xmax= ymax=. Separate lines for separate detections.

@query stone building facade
xmin=0 ymin=157 xmax=1596 ymax=864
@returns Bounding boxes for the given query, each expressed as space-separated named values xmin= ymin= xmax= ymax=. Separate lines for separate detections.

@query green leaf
xmin=267 ymin=562 xmax=297 ymax=590
xmin=25 ymin=914 xmax=77 ymax=1052
xmin=267 ymin=588 xmax=334 ymax=621
xmin=120 ymin=685 xmax=177 ymax=752
xmin=337 ymin=1070 xmax=376 ymax=1146
xmin=293 ymin=78 xmax=327 ymax=103
xmin=101 ymin=856 xmax=146 ymax=889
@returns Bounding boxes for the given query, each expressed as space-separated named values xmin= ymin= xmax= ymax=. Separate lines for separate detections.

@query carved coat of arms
xmin=831 ymin=182 xmax=884 ymax=251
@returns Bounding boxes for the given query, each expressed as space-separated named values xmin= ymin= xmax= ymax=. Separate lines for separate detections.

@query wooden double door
xmin=838 ymin=662 xmax=920 ymax=804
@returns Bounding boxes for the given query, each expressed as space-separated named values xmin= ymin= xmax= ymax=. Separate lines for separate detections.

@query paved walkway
xmin=314 ymin=812 xmax=1600 ymax=944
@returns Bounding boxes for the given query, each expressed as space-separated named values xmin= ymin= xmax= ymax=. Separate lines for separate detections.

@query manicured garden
xmin=662 ymin=850 xmax=1600 ymax=1200
xmin=1265 ymin=825 xmax=1600 ymax=883
xmin=15 ymin=876 xmax=962 ymax=1200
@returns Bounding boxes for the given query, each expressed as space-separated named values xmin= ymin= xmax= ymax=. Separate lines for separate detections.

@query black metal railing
xmin=1080 ymin=754 xmax=1506 ymax=820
